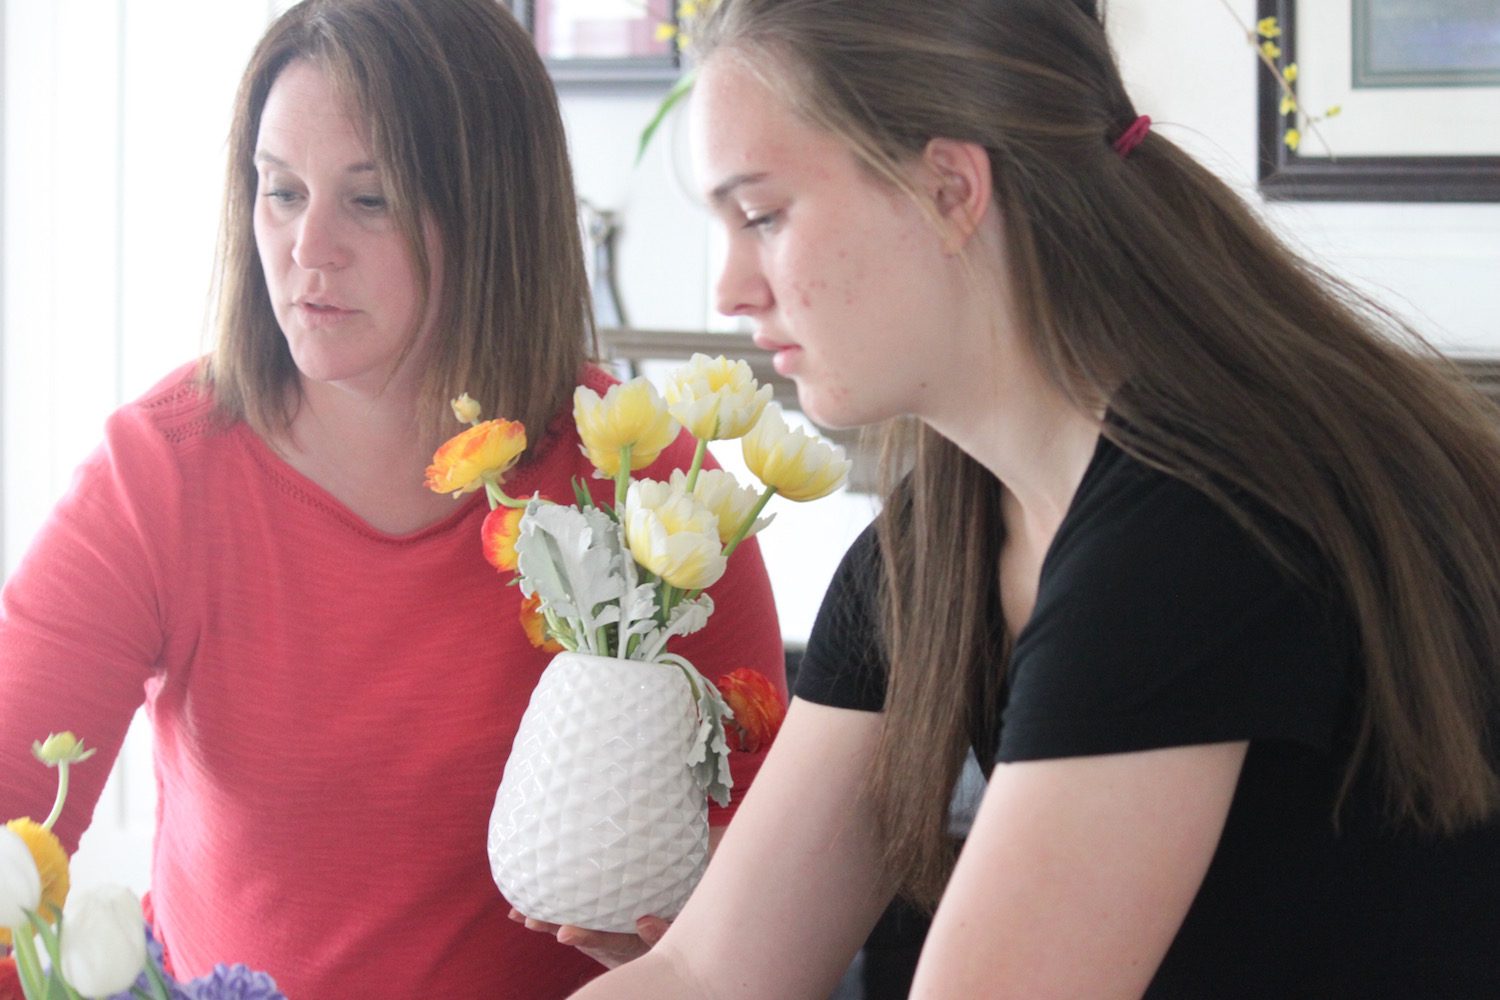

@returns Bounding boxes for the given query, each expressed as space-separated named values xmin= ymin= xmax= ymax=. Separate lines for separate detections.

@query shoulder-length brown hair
xmin=698 ymin=0 xmax=1500 ymax=908
xmin=206 ymin=0 xmax=592 ymax=442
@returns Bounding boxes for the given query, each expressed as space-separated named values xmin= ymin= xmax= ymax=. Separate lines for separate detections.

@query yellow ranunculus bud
xmin=623 ymin=480 xmax=727 ymax=591
xmin=1280 ymin=94 xmax=1297 ymax=116
xmin=669 ymin=468 xmax=772 ymax=545
xmin=1284 ymin=128 xmax=1301 ymax=151
xmin=1256 ymin=16 xmax=1280 ymax=39
xmin=1260 ymin=40 xmax=1282 ymax=61
xmin=450 ymin=393 xmax=483 ymax=425
xmin=1282 ymin=62 xmax=1298 ymax=83
xmin=574 ymin=379 xmax=679 ymax=477
xmin=741 ymin=404 xmax=850 ymax=503
xmin=31 ymin=732 xmax=96 ymax=767
xmin=425 ymin=419 xmax=527 ymax=498
xmin=662 ymin=354 xmax=774 ymax=441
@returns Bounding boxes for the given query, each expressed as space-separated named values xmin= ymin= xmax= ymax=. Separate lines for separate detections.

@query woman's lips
xmin=295 ymin=301 xmax=357 ymax=328
xmin=770 ymin=344 xmax=802 ymax=376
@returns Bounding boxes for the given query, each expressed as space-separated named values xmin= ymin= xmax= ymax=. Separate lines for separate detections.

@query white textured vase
xmin=488 ymin=651 xmax=709 ymax=932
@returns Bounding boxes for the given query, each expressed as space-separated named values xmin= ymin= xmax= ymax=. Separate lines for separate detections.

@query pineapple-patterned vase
xmin=488 ymin=652 xmax=709 ymax=932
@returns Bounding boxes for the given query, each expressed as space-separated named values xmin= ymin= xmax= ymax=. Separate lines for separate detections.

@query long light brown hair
xmin=206 ymin=0 xmax=592 ymax=443
xmin=698 ymin=0 xmax=1500 ymax=908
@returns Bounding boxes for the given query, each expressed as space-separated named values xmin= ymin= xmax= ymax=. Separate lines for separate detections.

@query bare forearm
xmin=569 ymin=947 xmax=713 ymax=999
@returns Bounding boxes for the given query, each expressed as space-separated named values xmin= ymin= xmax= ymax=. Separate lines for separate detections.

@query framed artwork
xmin=1256 ymin=0 xmax=1500 ymax=201
xmin=509 ymin=0 xmax=681 ymax=86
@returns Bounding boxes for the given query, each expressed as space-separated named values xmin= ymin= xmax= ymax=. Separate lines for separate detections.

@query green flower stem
xmin=635 ymin=68 xmax=698 ymax=165
xmin=615 ymin=445 xmax=633 ymax=512
xmin=660 ymin=583 xmax=679 ymax=623
xmin=483 ymin=481 xmax=529 ymax=510
xmin=11 ymin=918 xmax=48 ymax=999
xmin=721 ymin=486 xmax=777 ymax=562
xmin=26 ymin=912 xmax=81 ymax=1000
xmin=143 ymin=952 xmax=175 ymax=1000
xmin=684 ymin=438 xmax=709 ymax=493
xmin=41 ymin=761 xmax=69 ymax=832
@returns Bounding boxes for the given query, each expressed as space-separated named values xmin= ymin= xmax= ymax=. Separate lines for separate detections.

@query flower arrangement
xmin=425 ymin=354 xmax=846 ymax=801
xmin=1 ymin=734 xmax=285 ymax=1000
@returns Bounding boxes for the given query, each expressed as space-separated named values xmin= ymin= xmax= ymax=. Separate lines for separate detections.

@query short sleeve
xmin=795 ymin=525 xmax=889 ymax=712
xmin=997 ymin=444 xmax=1354 ymax=763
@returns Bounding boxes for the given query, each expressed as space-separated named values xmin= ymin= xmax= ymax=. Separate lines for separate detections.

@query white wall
xmin=3 ymin=0 xmax=273 ymax=897
xmin=3 ymin=0 xmax=1497 ymax=896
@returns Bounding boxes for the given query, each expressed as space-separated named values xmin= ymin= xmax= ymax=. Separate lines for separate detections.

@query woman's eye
xmin=742 ymin=210 xmax=781 ymax=232
xmin=354 ymin=194 xmax=389 ymax=212
xmin=263 ymin=188 xmax=300 ymax=205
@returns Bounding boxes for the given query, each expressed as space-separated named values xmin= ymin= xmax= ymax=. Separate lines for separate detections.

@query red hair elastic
xmin=1112 ymin=114 xmax=1151 ymax=157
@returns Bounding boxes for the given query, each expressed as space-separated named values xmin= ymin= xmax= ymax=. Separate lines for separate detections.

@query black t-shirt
xmin=798 ymin=436 xmax=1500 ymax=998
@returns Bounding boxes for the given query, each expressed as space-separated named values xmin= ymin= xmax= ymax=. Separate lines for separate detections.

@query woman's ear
xmin=921 ymin=138 xmax=993 ymax=254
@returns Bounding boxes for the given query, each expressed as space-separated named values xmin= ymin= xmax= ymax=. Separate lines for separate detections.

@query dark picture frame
xmin=509 ymin=0 xmax=681 ymax=87
xmin=1256 ymin=0 xmax=1500 ymax=202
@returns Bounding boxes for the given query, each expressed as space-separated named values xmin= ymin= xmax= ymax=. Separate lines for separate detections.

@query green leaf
xmin=635 ymin=69 xmax=699 ymax=166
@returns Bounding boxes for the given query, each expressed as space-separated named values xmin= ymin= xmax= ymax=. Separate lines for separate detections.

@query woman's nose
xmin=714 ymin=239 xmax=772 ymax=318
xmin=291 ymin=198 xmax=348 ymax=271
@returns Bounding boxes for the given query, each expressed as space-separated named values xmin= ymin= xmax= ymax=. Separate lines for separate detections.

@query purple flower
xmin=182 ymin=964 xmax=286 ymax=1000
xmin=104 ymin=927 xmax=284 ymax=1000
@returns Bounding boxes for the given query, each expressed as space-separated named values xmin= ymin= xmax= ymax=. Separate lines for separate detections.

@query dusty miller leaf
xmin=659 ymin=652 xmax=735 ymax=808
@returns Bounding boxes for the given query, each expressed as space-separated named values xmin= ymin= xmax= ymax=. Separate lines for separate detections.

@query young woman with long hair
xmin=572 ymin=0 xmax=1500 ymax=996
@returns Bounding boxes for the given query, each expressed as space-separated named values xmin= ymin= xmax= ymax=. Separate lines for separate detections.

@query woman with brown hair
xmin=0 ymin=0 xmax=783 ymax=996
xmin=573 ymin=0 xmax=1500 ymax=996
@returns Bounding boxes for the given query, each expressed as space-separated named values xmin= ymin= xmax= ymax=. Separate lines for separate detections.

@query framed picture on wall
xmin=1256 ymin=0 xmax=1500 ymax=201
xmin=509 ymin=0 xmax=681 ymax=86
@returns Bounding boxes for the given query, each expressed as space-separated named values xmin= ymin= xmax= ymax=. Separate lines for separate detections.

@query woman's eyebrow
xmin=710 ymin=171 xmax=770 ymax=205
xmin=251 ymin=149 xmax=377 ymax=175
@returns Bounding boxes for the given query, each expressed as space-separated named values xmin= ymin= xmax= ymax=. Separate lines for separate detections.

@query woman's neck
xmin=270 ymin=376 xmax=461 ymax=534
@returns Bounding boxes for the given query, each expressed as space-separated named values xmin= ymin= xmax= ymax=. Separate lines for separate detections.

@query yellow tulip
xmin=662 ymin=354 xmax=773 ymax=441
xmin=741 ymin=403 xmax=850 ymax=502
xmin=669 ymin=468 xmax=772 ymax=545
xmin=574 ymin=379 xmax=679 ymax=477
xmin=623 ymin=480 xmax=727 ymax=591
xmin=424 ymin=419 xmax=527 ymax=497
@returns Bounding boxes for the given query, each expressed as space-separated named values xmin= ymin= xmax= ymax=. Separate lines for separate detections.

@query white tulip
xmin=741 ymin=403 xmax=851 ymax=502
xmin=663 ymin=354 xmax=773 ymax=441
xmin=0 ymin=826 xmax=42 ymax=930
xmin=669 ymin=468 xmax=774 ymax=545
xmin=623 ymin=479 xmax=728 ymax=591
xmin=59 ymin=884 xmax=147 ymax=998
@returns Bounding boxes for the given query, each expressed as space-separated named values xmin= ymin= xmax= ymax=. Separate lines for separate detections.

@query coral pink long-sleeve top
xmin=0 ymin=362 xmax=785 ymax=999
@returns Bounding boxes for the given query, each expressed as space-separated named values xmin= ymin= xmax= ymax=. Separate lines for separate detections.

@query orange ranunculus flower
xmin=0 ymin=818 xmax=69 ymax=947
xmin=1 ymin=955 xmax=23 ymax=1000
xmin=424 ymin=419 xmax=527 ymax=498
xmin=519 ymin=593 xmax=563 ymax=653
xmin=717 ymin=668 xmax=787 ymax=753
xmin=481 ymin=506 xmax=525 ymax=572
